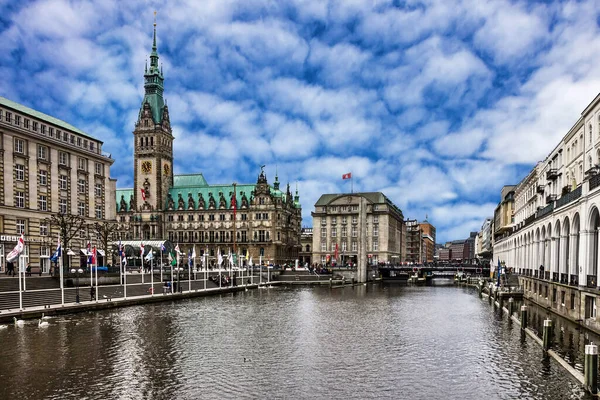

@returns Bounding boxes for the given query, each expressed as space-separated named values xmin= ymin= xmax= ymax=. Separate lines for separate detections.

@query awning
xmin=66 ymin=249 xmax=76 ymax=256
xmin=80 ymin=249 xmax=90 ymax=255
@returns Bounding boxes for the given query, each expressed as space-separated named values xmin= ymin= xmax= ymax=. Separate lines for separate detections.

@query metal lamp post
xmin=70 ymin=268 xmax=83 ymax=303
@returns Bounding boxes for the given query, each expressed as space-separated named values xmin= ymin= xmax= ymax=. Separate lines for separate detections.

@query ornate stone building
xmin=115 ymin=24 xmax=302 ymax=266
xmin=311 ymin=192 xmax=406 ymax=266
xmin=0 ymin=96 xmax=116 ymax=272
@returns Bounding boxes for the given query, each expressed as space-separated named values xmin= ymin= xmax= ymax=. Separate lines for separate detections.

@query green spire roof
xmin=140 ymin=18 xmax=165 ymax=124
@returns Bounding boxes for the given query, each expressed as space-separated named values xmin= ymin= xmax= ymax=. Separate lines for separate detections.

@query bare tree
xmin=44 ymin=213 xmax=87 ymax=268
xmin=92 ymin=221 xmax=120 ymax=266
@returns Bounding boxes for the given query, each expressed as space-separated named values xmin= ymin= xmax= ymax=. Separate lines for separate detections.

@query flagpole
xmin=18 ymin=255 xmax=23 ymax=311
xmin=123 ymin=246 xmax=127 ymax=300
xmin=95 ymin=245 xmax=98 ymax=302
xmin=204 ymin=250 xmax=207 ymax=291
xmin=89 ymin=242 xmax=92 ymax=291
xmin=59 ymin=235 xmax=64 ymax=306
xmin=170 ymin=256 xmax=173 ymax=294
xmin=151 ymin=253 xmax=154 ymax=297
xmin=188 ymin=250 xmax=191 ymax=292
xmin=141 ymin=244 xmax=145 ymax=285
xmin=177 ymin=249 xmax=180 ymax=293
xmin=160 ymin=247 xmax=163 ymax=286
xmin=260 ymin=255 xmax=262 ymax=285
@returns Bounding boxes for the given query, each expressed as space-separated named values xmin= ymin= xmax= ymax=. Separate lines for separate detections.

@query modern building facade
xmin=311 ymin=192 xmax=406 ymax=266
xmin=493 ymin=90 xmax=600 ymax=333
xmin=477 ymin=218 xmax=493 ymax=260
xmin=419 ymin=220 xmax=436 ymax=262
xmin=0 ymin=96 xmax=116 ymax=272
xmin=405 ymin=219 xmax=422 ymax=263
xmin=115 ymin=25 xmax=302 ymax=266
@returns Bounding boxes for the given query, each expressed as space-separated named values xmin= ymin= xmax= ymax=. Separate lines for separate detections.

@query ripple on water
xmin=0 ymin=286 xmax=594 ymax=399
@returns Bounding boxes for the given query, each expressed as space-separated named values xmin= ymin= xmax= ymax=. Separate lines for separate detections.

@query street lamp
xmin=70 ymin=268 xmax=83 ymax=303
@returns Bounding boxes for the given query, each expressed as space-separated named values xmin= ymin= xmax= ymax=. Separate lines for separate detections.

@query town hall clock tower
xmin=132 ymin=19 xmax=173 ymax=237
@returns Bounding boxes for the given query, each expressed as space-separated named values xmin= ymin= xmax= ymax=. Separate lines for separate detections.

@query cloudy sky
xmin=1 ymin=0 xmax=600 ymax=243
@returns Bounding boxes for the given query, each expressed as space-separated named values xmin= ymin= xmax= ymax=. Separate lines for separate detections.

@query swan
xmin=0 ymin=324 xmax=8 ymax=329
xmin=38 ymin=319 xmax=49 ymax=327
xmin=40 ymin=313 xmax=51 ymax=320
xmin=13 ymin=317 xmax=24 ymax=326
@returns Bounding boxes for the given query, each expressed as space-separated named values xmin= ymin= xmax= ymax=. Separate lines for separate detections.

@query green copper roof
xmin=0 ymin=96 xmax=99 ymax=142
xmin=140 ymin=23 xmax=165 ymax=124
xmin=168 ymin=183 xmax=257 ymax=210
xmin=173 ymin=174 xmax=209 ymax=187
xmin=315 ymin=192 xmax=402 ymax=216
xmin=116 ymin=189 xmax=134 ymax=212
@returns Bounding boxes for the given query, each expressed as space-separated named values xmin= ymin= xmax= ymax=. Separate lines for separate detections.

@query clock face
xmin=141 ymin=161 xmax=152 ymax=174
xmin=163 ymin=163 xmax=170 ymax=176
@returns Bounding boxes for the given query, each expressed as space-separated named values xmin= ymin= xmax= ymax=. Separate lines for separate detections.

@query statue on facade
xmin=219 ymin=192 xmax=227 ymax=209
xmin=129 ymin=195 xmax=135 ymax=211
xmin=198 ymin=193 xmax=205 ymax=210
xmin=188 ymin=193 xmax=195 ymax=209
xmin=241 ymin=192 xmax=249 ymax=208
xmin=177 ymin=193 xmax=185 ymax=210
xmin=119 ymin=195 xmax=127 ymax=212
xmin=167 ymin=194 xmax=174 ymax=210
xmin=208 ymin=192 xmax=216 ymax=209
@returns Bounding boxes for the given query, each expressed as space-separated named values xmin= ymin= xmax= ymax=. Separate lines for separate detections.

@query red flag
xmin=140 ymin=188 xmax=146 ymax=201
xmin=334 ymin=243 xmax=339 ymax=261
xmin=342 ymin=172 xmax=352 ymax=180
xmin=232 ymin=191 xmax=237 ymax=220
xmin=92 ymin=246 xmax=97 ymax=265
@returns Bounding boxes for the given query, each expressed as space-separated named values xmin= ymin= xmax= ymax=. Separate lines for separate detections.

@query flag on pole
xmin=92 ymin=246 xmax=97 ymax=265
xmin=86 ymin=241 xmax=92 ymax=264
xmin=140 ymin=243 xmax=145 ymax=258
xmin=145 ymin=250 xmax=154 ymax=261
xmin=6 ymin=234 xmax=25 ymax=263
xmin=232 ymin=191 xmax=237 ymax=221
xmin=169 ymin=250 xmax=177 ymax=266
xmin=217 ymin=248 xmax=223 ymax=267
xmin=188 ymin=249 xmax=193 ymax=268
xmin=118 ymin=240 xmax=127 ymax=265
xmin=334 ymin=243 xmax=339 ymax=263
xmin=175 ymin=243 xmax=181 ymax=255
xmin=140 ymin=188 xmax=146 ymax=201
xmin=228 ymin=249 xmax=233 ymax=267
xmin=342 ymin=172 xmax=352 ymax=179
xmin=160 ymin=243 xmax=166 ymax=252
xmin=192 ymin=245 xmax=196 ymax=260
xmin=249 ymin=256 xmax=253 ymax=267
xmin=50 ymin=235 xmax=61 ymax=263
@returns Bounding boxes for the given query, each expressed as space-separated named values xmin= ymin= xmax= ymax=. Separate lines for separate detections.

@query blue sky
xmin=1 ymin=0 xmax=600 ymax=244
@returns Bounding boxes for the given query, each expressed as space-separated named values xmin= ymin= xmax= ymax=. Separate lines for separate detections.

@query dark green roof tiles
xmin=0 ymin=96 xmax=99 ymax=142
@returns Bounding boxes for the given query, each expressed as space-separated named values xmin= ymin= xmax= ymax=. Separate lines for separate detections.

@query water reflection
xmin=0 ymin=285 xmax=594 ymax=399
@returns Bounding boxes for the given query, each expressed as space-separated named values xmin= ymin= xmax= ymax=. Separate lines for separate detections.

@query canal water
xmin=0 ymin=283 xmax=593 ymax=399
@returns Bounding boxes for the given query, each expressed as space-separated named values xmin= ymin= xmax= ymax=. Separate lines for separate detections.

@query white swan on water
xmin=38 ymin=319 xmax=49 ymax=327
xmin=40 ymin=313 xmax=52 ymax=320
xmin=13 ymin=317 xmax=24 ymax=326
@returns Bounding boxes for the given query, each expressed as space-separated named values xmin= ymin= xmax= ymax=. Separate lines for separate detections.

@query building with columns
xmin=115 ymin=24 xmax=302 ymax=266
xmin=494 ymin=91 xmax=600 ymax=330
xmin=0 ymin=96 xmax=116 ymax=272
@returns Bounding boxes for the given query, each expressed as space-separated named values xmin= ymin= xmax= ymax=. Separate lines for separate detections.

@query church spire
xmin=150 ymin=11 xmax=159 ymax=69
xmin=140 ymin=11 xmax=166 ymax=125
xmin=274 ymin=165 xmax=280 ymax=190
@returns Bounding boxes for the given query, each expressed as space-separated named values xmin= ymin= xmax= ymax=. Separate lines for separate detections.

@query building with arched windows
xmin=494 ymin=91 xmax=600 ymax=331
xmin=114 ymin=24 xmax=302 ymax=266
